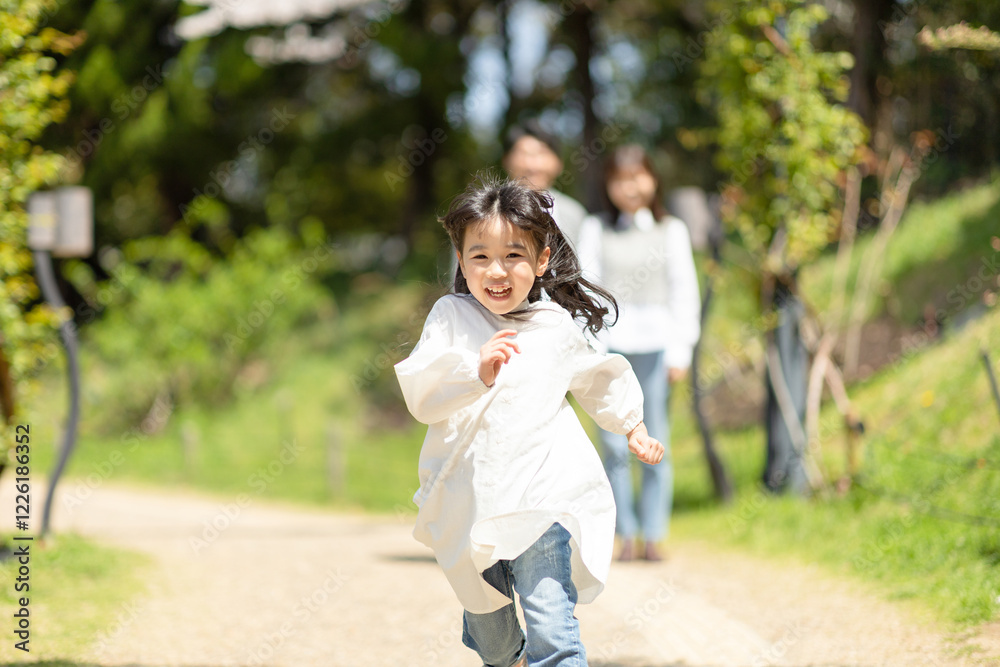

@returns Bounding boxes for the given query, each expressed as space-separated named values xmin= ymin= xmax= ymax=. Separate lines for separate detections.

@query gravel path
xmin=2 ymin=479 xmax=995 ymax=666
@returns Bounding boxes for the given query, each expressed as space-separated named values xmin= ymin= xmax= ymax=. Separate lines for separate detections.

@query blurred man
xmin=502 ymin=120 xmax=588 ymax=250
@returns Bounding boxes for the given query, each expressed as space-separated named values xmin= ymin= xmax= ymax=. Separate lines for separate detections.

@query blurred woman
xmin=576 ymin=145 xmax=701 ymax=561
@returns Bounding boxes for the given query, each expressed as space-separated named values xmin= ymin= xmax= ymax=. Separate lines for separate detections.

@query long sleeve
xmin=394 ymin=298 xmax=491 ymax=425
xmin=664 ymin=218 xmax=702 ymax=369
xmin=566 ymin=322 xmax=644 ymax=435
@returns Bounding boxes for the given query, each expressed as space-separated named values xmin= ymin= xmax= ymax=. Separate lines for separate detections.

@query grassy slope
xmin=698 ymin=178 xmax=1000 ymax=370
xmin=802 ymin=178 xmax=1000 ymax=323
xmin=669 ymin=180 xmax=1000 ymax=627
xmin=670 ymin=302 xmax=1000 ymax=626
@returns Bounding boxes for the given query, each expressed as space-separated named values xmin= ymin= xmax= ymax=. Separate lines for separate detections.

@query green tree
xmin=0 ymin=0 xmax=77 ymax=469
xmin=697 ymin=0 xmax=867 ymax=493
xmin=44 ymin=0 xmax=486 ymax=258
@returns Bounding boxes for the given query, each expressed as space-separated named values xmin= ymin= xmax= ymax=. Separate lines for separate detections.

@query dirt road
xmin=1 ymin=479 xmax=994 ymax=666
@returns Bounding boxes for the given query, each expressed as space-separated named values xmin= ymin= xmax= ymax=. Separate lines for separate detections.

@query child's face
xmin=607 ymin=164 xmax=657 ymax=214
xmin=457 ymin=218 xmax=550 ymax=315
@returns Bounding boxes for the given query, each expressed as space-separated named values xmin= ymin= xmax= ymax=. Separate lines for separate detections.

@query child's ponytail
xmin=536 ymin=212 xmax=618 ymax=336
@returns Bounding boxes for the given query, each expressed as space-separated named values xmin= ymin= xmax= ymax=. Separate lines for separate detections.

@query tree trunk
xmin=499 ymin=0 xmax=519 ymax=132
xmin=691 ymin=277 xmax=733 ymax=502
xmin=565 ymin=5 xmax=603 ymax=211
xmin=0 ymin=344 xmax=13 ymax=481
xmin=691 ymin=231 xmax=732 ymax=502
xmin=848 ymin=0 xmax=895 ymax=131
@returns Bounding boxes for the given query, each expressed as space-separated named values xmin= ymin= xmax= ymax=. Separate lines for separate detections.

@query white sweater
xmin=577 ymin=209 xmax=702 ymax=369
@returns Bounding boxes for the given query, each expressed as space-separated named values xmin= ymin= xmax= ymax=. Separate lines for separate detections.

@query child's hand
xmin=479 ymin=329 xmax=520 ymax=387
xmin=626 ymin=421 xmax=664 ymax=465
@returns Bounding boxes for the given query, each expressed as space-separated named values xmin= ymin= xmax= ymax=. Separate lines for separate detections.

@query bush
xmin=65 ymin=225 xmax=337 ymax=434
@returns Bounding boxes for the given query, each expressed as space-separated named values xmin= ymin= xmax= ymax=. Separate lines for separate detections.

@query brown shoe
xmin=643 ymin=542 xmax=664 ymax=562
xmin=618 ymin=538 xmax=636 ymax=562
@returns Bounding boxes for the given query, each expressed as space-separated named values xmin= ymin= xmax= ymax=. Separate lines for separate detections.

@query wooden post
xmin=983 ymin=348 xmax=1000 ymax=426
xmin=274 ymin=388 xmax=295 ymax=452
xmin=327 ymin=420 xmax=345 ymax=497
xmin=181 ymin=420 xmax=199 ymax=473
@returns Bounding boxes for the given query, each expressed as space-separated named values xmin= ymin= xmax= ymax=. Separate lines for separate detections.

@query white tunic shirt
xmin=394 ymin=293 xmax=644 ymax=613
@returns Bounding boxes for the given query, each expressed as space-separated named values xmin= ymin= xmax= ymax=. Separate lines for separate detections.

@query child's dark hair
xmin=441 ymin=176 xmax=618 ymax=336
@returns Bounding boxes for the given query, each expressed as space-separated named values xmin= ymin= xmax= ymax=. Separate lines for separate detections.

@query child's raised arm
xmin=394 ymin=298 xmax=492 ymax=424
xmin=567 ymin=337 xmax=663 ymax=464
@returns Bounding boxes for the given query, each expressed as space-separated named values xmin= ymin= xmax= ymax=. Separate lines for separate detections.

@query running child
xmin=394 ymin=176 xmax=663 ymax=667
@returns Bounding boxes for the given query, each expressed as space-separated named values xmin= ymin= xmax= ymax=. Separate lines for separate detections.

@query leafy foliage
xmin=64 ymin=224 xmax=337 ymax=434
xmin=0 ymin=0 xmax=77 ymax=457
xmin=697 ymin=0 xmax=867 ymax=276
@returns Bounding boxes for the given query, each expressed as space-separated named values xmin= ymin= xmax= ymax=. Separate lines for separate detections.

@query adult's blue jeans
xmin=462 ymin=522 xmax=587 ymax=667
xmin=598 ymin=349 xmax=672 ymax=542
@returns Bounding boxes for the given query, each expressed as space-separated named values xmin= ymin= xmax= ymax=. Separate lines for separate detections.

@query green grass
xmin=0 ymin=534 xmax=150 ymax=663
xmin=669 ymin=302 xmax=1000 ymax=627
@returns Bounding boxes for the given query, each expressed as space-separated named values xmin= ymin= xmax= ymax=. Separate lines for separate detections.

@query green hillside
xmin=699 ymin=178 xmax=1000 ymax=378
xmin=670 ymin=302 xmax=1000 ymax=626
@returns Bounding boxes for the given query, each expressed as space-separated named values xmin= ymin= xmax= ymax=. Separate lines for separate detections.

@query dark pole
xmin=33 ymin=250 xmax=80 ymax=538
xmin=690 ymin=226 xmax=733 ymax=502
xmin=565 ymin=4 xmax=602 ymax=212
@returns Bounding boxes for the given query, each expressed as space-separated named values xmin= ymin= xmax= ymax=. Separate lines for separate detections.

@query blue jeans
xmin=598 ymin=350 xmax=672 ymax=542
xmin=462 ymin=522 xmax=587 ymax=667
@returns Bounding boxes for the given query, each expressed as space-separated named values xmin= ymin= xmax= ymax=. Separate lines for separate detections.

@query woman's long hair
xmin=441 ymin=175 xmax=618 ymax=336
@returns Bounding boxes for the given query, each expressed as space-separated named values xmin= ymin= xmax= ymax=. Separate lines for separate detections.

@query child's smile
xmin=485 ymin=285 xmax=513 ymax=301
xmin=458 ymin=217 xmax=550 ymax=315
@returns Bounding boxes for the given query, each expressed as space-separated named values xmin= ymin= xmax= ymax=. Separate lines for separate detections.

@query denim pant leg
xmin=599 ymin=350 xmax=672 ymax=542
xmin=462 ymin=560 xmax=526 ymax=667
xmin=509 ymin=523 xmax=587 ymax=667
xmin=633 ymin=350 xmax=671 ymax=542
xmin=598 ymin=425 xmax=636 ymax=538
